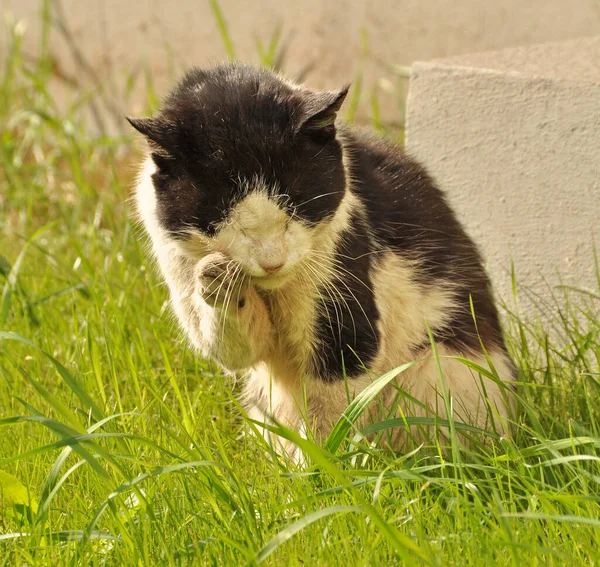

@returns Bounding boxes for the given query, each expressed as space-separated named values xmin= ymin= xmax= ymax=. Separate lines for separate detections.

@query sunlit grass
xmin=1 ymin=10 xmax=599 ymax=567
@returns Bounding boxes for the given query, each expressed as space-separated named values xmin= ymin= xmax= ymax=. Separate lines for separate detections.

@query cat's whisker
xmin=234 ymin=270 xmax=247 ymax=316
xmin=305 ymin=252 xmax=379 ymax=344
xmin=294 ymin=191 xmax=344 ymax=210
xmin=223 ymin=265 xmax=241 ymax=314
xmin=303 ymin=259 xmax=356 ymax=341
xmin=307 ymin=250 xmax=376 ymax=295
xmin=296 ymin=264 xmax=337 ymax=340
xmin=218 ymin=264 xmax=242 ymax=341
xmin=310 ymin=261 xmax=358 ymax=327
xmin=329 ymin=271 xmax=377 ymax=340
xmin=307 ymin=267 xmax=344 ymax=344
xmin=314 ymin=248 xmax=383 ymax=262
xmin=302 ymin=264 xmax=345 ymax=342
xmin=209 ymin=259 xmax=235 ymax=313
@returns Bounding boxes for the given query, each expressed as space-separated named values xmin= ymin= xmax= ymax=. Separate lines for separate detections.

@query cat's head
xmin=129 ymin=63 xmax=349 ymax=289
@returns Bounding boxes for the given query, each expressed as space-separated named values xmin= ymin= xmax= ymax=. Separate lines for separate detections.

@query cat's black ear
xmin=126 ymin=116 xmax=176 ymax=151
xmin=300 ymin=86 xmax=349 ymax=142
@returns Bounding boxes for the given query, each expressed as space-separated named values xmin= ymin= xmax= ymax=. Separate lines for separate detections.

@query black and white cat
xmin=130 ymin=63 xmax=514 ymax=456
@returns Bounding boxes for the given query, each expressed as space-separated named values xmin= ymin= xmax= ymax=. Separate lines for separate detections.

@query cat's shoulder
xmin=338 ymin=125 xmax=454 ymax=225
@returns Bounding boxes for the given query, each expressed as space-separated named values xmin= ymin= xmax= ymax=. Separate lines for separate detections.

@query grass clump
xmin=1 ymin=11 xmax=600 ymax=567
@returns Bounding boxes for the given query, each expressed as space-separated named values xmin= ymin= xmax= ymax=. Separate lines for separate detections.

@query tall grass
xmin=1 ymin=9 xmax=599 ymax=567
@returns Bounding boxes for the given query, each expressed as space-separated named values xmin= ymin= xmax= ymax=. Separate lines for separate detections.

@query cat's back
xmin=340 ymin=126 xmax=507 ymax=353
xmin=340 ymin=127 xmax=477 ymax=277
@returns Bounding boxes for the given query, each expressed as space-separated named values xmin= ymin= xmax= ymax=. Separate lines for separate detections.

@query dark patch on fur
xmin=342 ymin=128 xmax=507 ymax=354
xmin=311 ymin=212 xmax=381 ymax=380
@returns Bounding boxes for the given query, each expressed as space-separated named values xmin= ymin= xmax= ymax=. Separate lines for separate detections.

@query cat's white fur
xmin=135 ymin=155 xmax=513 ymax=459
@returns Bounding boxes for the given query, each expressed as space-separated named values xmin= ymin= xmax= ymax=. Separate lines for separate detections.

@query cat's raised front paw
xmin=196 ymin=252 xmax=249 ymax=309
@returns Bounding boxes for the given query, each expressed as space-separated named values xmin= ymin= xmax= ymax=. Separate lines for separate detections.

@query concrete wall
xmin=2 ymin=0 xmax=600 ymax=129
xmin=405 ymin=37 xmax=600 ymax=313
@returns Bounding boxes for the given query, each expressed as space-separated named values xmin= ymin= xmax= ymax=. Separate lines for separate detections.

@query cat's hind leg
xmin=299 ymin=348 xmax=515 ymax=451
xmin=243 ymin=363 xmax=311 ymax=465
xmin=379 ymin=346 xmax=515 ymax=449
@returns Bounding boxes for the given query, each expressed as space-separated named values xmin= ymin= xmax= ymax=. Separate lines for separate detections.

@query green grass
xmin=1 ymin=11 xmax=600 ymax=567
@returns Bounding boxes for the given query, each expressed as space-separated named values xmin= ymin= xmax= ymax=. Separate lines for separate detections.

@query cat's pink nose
xmin=260 ymin=261 xmax=284 ymax=274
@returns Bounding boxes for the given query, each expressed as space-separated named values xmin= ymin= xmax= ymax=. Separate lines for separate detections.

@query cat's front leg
xmin=192 ymin=252 xmax=273 ymax=372
xmin=244 ymin=371 xmax=307 ymax=466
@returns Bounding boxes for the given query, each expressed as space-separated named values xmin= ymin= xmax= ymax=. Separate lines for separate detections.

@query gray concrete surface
xmin=406 ymin=37 xmax=600 ymax=315
xmin=2 ymin=0 xmax=600 ymax=129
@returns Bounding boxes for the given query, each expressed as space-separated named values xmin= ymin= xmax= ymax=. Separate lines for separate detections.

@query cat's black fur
xmin=312 ymin=208 xmax=381 ymax=380
xmin=130 ymin=62 xmax=508 ymax=381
